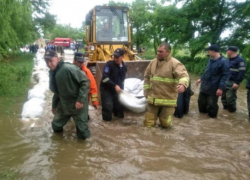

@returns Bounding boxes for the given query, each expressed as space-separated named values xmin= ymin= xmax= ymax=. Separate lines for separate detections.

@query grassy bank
xmin=0 ymin=52 xmax=34 ymax=96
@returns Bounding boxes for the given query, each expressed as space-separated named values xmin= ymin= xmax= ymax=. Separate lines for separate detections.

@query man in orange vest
xmin=73 ymin=52 xmax=99 ymax=110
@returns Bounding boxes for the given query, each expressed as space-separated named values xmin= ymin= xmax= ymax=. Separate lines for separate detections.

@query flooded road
xmin=1 ymin=54 xmax=250 ymax=180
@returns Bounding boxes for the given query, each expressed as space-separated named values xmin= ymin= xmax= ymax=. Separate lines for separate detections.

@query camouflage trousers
xmin=221 ymin=81 xmax=237 ymax=112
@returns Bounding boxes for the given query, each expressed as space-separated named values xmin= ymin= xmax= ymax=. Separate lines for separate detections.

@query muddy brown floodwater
xmin=0 ymin=54 xmax=250 ymax=180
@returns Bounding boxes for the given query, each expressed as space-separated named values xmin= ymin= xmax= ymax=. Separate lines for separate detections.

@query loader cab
xmin=95 ymin=7 xmax=129 ymax=42
xmin=86 ymin=6 xmax=130 ymax=44
xmin=85 ymin=6 xmax=136 ymax=62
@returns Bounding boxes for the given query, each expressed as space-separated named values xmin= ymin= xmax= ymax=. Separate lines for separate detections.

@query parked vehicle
xmin=54 ymin=38 xmax=73 ymax=48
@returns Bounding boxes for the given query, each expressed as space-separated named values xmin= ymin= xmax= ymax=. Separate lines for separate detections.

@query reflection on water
xmin=1 ymin=69 xmax=250 ymax=179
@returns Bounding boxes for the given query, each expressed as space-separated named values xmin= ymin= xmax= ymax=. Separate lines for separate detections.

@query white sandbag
xmin=118 ymin=90 xmax=147 ymax=113
xmin=136 ymin=90 xmax=144 ymax=97
xmin=28 ymin=85 xmax=47 ymax=100
xmin=33 ymin=71 xmax=49 ymax=84
xmin=124 ymin=78 xmax=142 ymax=92
xmin=64 ymin=49 xmax=74 ymax=55
xmin=39 ymin=49 xmax=45 ymax=53
xmin=21 ymin=98 xmax=44 ymax=120
xmin=137 ymin=80 xmax=144 ymax=91
xmin=129 ymin=88 xmax=141 ymax=95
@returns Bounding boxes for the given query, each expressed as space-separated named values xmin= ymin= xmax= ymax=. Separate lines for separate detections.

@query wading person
xmin=143 ymin=43 xmax=189 ymax=128
xmin=221 ymin=46 xmax=246 ymax=113
xmin=97 ymin=23 xmax=112 ymax=41
xmin=73 ymin=52 xmax=99 ymax=110
xmin=44 ymin=50 xmax=90 ymax=139
xmin=195 ymin=44 xmax=229 ymax=118
xmin=100 ymin=48 xmax=127 ymax=121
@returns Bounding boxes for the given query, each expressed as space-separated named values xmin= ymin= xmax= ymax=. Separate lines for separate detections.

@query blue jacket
xmin=200 ymin=56 xmax=229 ymax=95
xmin=228 ymin=55 xmax=246 ymax=84
xmin=100 ymin=60 xmax=127 ymax=92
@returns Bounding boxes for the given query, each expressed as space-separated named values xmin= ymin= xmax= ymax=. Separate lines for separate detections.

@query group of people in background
xmin=43 ymin=42 xmax=249 ymax=140
xmin=195 ymin=44 xmax=246 ymax=118
xmin=28 ymin=43 xmax=39 ymax=53
xmin=45 ymin=44 xmax=65 ymax=55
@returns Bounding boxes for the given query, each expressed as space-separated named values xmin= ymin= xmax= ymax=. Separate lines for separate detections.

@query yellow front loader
xmin=84 ymin=5 xmax=150 ymax=87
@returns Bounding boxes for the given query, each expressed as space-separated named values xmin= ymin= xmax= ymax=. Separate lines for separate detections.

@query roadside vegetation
xmin=0 ymin=0 xmax=55 ymax=60
xmin=0 ymin=52 xmax=34 ymax=96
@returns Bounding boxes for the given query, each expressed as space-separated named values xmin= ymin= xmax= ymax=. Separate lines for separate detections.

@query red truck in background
xmin=54 ymin=38 xmax=72 ymax=48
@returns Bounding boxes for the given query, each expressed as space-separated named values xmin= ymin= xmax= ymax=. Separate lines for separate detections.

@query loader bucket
xmin=95 ymin=60 xmax=151 ymax=101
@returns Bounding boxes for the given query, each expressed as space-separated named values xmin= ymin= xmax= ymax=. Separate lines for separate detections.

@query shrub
xmin=0 ymin=52 xmax=34 ymax=96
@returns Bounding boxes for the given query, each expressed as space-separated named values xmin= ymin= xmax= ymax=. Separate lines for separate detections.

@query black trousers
xmin=198 ymin=91 xmax=219 ymax=118
xmin=247 ymin=90 xmax=250 ymax=118
xmin=174 ymin=81 xmax=192 ymax=118
xmin=174 ymin=89 xmax=191 ymax=118
xmin=101 ymin=88 xmax=124 ymax=121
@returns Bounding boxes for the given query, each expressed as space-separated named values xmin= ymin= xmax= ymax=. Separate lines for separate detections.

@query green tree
xmin=49 ymin=24 xmax=84 ymax=41
xmin=37 ymin=12 xmax=57 ymax=38
xmin=30 ymin=0 xmax=50 ymax=17
xmin=163 ymin=0 xmax=249 ymax=59
xmin=0 ymin=0 xmax=37 ymax=58
xmin=225 ymin=0 xmax=250 ymax=60
xmin=0 ymin=0 xmax=52 ymax=59
xmin=130 ymin=0 xmax=153 ymax=51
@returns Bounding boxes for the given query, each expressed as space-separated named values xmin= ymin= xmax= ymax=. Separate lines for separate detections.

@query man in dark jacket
xmin=44 ymin=50 xmax=90 ymax=139
xmin=195 ymin=44 xmax=229 ymax=118
xmin=221 ymin=46 xmax=246 ymax=112
xmin=100 ymin=48 xmax=127 ymax=121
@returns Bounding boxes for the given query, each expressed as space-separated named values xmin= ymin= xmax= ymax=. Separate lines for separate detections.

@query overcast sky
xmin=49 ymin=0 xmax=136 ymax=28
xmin=49 ymin=0 xmax=246 ymax=30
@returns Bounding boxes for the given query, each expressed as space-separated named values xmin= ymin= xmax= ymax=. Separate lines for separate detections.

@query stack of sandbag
xmin=39 ymin=48 xmax=45 ymax=53
xmin=64 ymin=49 xmax=74 ymax=55
xmin=21 ymin=49 xmax=49 ymax=121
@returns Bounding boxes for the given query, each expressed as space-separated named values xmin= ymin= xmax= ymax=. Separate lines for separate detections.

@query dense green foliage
xmin=47 ymin=24 xmax=85 ymax=42
xmin=126 ymin=0 xmax=250 ymax=61
xmin=177 ymin=56 xmax=208 ymax=76
xmin=0 ymin=52 xmax=34 ymax=96
xmin=0 ymin=0 xmax=55 ymax=60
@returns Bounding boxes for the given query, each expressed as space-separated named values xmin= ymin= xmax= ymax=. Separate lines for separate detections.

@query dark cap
xmin=44 ymin=50 xmax=58 ymax=59
xmin=113 ymin=48 xmax=124 ymax=57
xmin=205 ymin=44 xmax=220 ymax=52
xmin=227 ymin=46 xmax=238 ymax=52
xmin=74 ymin=52 xmax=86 ymax=62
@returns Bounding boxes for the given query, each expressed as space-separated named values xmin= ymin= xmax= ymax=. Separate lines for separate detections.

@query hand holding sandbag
xmin=118 ymin=90 xmax=147 ymax=113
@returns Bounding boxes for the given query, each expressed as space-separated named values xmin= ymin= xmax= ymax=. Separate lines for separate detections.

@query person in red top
xmin=73 ymin=52 xmax=99 ymax=109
